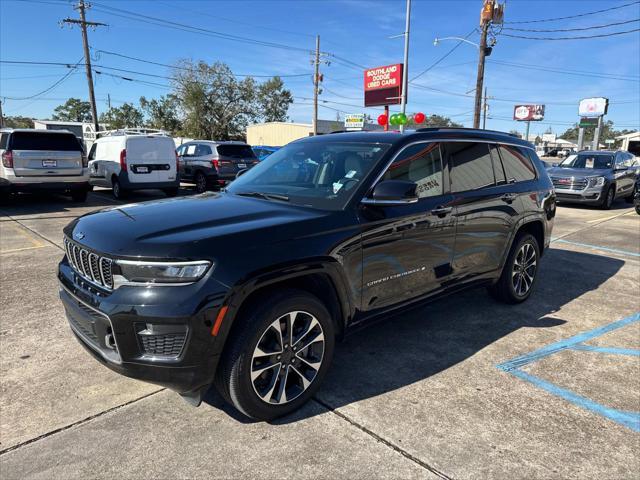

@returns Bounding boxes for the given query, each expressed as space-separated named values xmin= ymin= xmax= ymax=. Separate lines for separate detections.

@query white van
xmin=88 ymin=130 xmax=179 ymax=199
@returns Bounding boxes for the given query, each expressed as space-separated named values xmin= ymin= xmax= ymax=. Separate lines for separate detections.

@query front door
xmin=360 ymin=142 xmax=457 ymax=311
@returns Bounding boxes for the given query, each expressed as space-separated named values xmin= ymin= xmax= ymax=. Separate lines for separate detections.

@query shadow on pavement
xmin=202 ymin=247 xmax=625 ymax=423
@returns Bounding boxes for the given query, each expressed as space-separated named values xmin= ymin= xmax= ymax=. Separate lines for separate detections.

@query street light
xmin=433 ymin=37 xmax=479 ymax=48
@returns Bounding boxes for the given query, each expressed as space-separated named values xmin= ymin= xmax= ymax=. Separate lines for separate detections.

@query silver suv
xmin=0 ymin=129 xmax=89 ymax=201
xmin=176 ymin=141 xmax=259 ymax=193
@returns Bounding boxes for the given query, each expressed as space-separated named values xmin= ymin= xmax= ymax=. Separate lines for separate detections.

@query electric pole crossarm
xmin=61 ymin=18 xmax=106 ymax=27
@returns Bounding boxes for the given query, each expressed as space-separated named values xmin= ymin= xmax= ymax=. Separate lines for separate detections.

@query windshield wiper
xmin=236 ymin=191 xmax=290 ymax=202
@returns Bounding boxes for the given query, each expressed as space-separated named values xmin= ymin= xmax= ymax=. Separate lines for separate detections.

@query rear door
xmin=125 ymin=136 xmax=176 ymax=184
xmin=9 ymin=131 xmax=83 ymax=177
xmin=215 ymin=144 xmax=259 ymax=177
xmin=446 ymin=141 xmax=519 ymax=280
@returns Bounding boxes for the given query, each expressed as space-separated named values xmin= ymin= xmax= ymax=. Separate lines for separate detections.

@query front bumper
xmin=58 ymin=259 xmax=228 ymax=396
xmin=554 ymin=186 xmax=604 ymax=205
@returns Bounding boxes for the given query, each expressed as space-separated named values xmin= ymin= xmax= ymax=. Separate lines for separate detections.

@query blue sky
xmin=1 ymin=0 xmax=639 ymax=137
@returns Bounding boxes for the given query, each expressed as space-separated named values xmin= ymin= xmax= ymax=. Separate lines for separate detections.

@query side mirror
xmin=361 ymin=180 xmax=418 ymax=206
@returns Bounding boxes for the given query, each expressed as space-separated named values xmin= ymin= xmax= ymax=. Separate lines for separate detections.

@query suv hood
xmin=65 ymin=192 xmax=329 ymax=258
xmin=547 ymin=167 xmax=610 ymax=178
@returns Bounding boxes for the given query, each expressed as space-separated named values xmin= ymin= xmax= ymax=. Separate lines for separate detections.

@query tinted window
xmin=9 ymin=132 xmax=82 ymax=151
xmin=490 ymin=144 xmax=506 ymax=185
xmin=176 ymin=144 xmax=186 ymax=156
xmin=447 ymin=142 xmax=495 ymax=192
xmin=383 ymin=143 xmax=444 ymax=198
xmin=217 ymin=144 xmax=257 ymax=159
xmin=498 ymin=145 xmax=536 ymax=182
xmin=0 ymin=133 xmax=8 ymax=150
xmin=197 ymin=144 xmax=212 ymax=156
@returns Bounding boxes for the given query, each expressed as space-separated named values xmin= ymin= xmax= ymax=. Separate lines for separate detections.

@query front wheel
xmin=489 ymin=233 xmax=540 ymax=304
xmin=601 ymin=186 xmax=615 ymax=210
xmin=215 ymin=289 xmax=335 ymax=421
xmin=112 ymin=178 xmax=127 ymax=200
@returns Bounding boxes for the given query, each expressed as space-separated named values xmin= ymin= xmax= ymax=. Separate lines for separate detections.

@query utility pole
xmin=0 ymin=99 xmax=4 ymax=129
xmin=62 ymin=0 xmax=106 ymax=134
xmin=473 ymin=20 xmax=489 ymax=129
xmin=482 ymin=86 xmax=488 ymax=129
xmin=312 ymin=35 xmax=320 ymax=136
xmin=107 ymin=93 xmax=111 ymax=110
xmin=399 ymin=0 xmax=411 ymax=133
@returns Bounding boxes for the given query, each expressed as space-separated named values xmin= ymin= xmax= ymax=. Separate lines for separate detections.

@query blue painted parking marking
xmin=551 ymin=238 xmax=640 ymax=258
xmin=497 ymin=312 xmax=640 ymax=432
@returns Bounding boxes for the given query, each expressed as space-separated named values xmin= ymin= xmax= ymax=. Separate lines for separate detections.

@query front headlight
xmin=114 ymin=260 xmax=212 ymax=287
xmin=587 ymin=176 xmax=605 ymax=188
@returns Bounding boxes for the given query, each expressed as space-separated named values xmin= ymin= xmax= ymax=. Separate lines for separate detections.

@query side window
xmin=0 ymin=133 xmax=8 ymax=150
xmin=197 ymin=144 xmax=212 ymax=156
xmin=447 ymin=142 xmax=495 ymax=192
xmin=383 ymin=143 xmax=444 ymax=198
xmin=88 ymin=143 xmax=97 ymax=160
xmin=489 ymin=144 xmax=506 ymax=185
xmin=185 ymin=144 xmax=197 ymax=157
xmin=499 ymin=145 xmax=536 ymax=182
xmin=176 ymin=145 xmax=186 ymax=156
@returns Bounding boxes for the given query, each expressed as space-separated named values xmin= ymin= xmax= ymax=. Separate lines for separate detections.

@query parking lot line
xmin=497 ymin=312 xmax=640 ymax=432
xmin=1 ymin=244 xmax=50 ymax=254
xmin=552 ymin=238 xmax=640 ymax=258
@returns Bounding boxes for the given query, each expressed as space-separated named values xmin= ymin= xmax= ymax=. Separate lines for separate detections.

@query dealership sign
xmin=364 ymin=63 xmax=403 ymax=107
xmin=513 ymin=104 xmax=545 ymax=121
xmin=344 ymin=114 xmax=365 ymax=130
xmin=578 ymin=97 xmax=608 ymax=117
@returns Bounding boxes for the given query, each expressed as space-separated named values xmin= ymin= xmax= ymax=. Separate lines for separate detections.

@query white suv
xmin=88 ymin=130 xmax=179 ymax=199
xmin=0 ymin=128 xmax=89 ymax=201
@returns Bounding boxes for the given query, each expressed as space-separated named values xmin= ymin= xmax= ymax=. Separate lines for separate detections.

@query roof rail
xmin=97 ymin=127 xmax=171 ymax=138
xmin=414 ymin=127 xmax=521 ymax=138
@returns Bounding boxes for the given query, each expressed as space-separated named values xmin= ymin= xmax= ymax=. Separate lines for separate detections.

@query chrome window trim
xmin=362 ymin=138 xmax=535 ymax=203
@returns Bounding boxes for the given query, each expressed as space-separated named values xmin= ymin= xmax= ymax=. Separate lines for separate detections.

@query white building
xmin=615 ymin=131 xmax=640 ymax=156
xmin=33 ymin=120 xmax=108 ymax=150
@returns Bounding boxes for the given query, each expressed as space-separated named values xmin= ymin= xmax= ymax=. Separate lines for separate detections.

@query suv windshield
xmin=9 ymin=132 xmax=82 ymax=151
xmin=560 ymin=153 xmax=613 ymax=169
xmin=226 ymin=141 xmax=390 ymax=210
xmin=216 ymin=144 xmax=256 ymax=159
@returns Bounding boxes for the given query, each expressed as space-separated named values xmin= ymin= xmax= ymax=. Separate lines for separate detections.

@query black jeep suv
xmin=58 ymin=128 xmax=555 ymax=420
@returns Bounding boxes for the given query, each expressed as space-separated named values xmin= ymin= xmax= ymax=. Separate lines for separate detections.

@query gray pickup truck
xmin=546 ymin=150 xmax=638 ymax=209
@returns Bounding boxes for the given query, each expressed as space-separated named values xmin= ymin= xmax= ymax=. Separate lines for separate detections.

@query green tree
xmin=3 ymin=116 xmax=34 ymax=128
xmin=257 ymin=76 xmax=293 ymax=122
xmin=52 ymin=98 xmax=92 ymax=122
xmin=99 ymin=103 xmax=143 ymax=129
xmin=407 ymin=114 xmax=463 ymax=128
xmin=139 ymin=94 xmax=181 ymax=133
xmin=509 ymin=129 xmax=522 ymax=138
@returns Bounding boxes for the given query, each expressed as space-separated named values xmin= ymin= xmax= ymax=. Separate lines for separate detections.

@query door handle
xmin=501 ymin=193 xmax=517 ymax=203
xmin=431 ymin=206 xmax=452 ymax=217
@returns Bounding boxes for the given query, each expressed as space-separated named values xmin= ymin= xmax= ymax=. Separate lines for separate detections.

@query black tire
xmin=636 ymin=204 xmax=640 ymax=215
xmin=70 ymin=189 xmax=88 ymax=202
xmin=601 ymin=186 xmax=615 ymax=210
xmin=163 ymin=187 xmax=179 ymax=197
xmin=112 ymin=178 xmax=127 ymax=200
xmin=489 ymin=233 xmax=540 ymax=304
xmin=215 ymin=289 xmax=335 ymax=421
xmin=195 ymin=171 xmax=209 ymax=194
xmin=625 ymin=185 xmax=636 ymax=204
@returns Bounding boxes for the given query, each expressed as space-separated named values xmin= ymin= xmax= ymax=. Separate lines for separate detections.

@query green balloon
xmin=389 ymin=114 xmax=399 ymax=125
xmin=397 ymin=113 xmax=408 ymax=125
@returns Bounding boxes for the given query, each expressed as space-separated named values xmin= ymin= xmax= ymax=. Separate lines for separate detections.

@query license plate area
xmin=132 ymin=164 xmax=169 ymax=174
xmin=237 ymin=163 xmax=247 ymax=169
xmin=42 ymin=160 xmax=57 ymax=168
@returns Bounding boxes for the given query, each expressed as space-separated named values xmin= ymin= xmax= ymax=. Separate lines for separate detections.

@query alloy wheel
xmin=512 ymin=242 xmax=537 ymax=297
xmin=196 ymin=173 xmax=207 ymax=193
xmin=250 ymin=310 xmax=325 ymax=405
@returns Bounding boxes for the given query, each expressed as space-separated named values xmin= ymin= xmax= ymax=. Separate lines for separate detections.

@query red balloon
xmin=414 ymin=112 xmax=426 ymax=124
xmin=377 ymin=114 xmax=388 ymax=126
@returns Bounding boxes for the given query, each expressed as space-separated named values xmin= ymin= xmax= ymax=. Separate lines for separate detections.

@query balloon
xmin=396 ymin=113 xmax=408 ymax=125
xmin=414 ymin=112 xmax=426 ymax=124
xmin=377 ymin=114 xmax=388 ymax=126
xmin=389 ymin=113 xmax=399 ymax=125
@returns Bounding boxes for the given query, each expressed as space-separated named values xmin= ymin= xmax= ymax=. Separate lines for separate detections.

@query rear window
xmin=498 ymin=145 xmax=536 ymax=182
xmin=216 ymin=144 xmax=257 ymax=159
xmin=447 ymin=142 xmax=495 ymax=192
xmin=9 ymin=132 xmax=82 ymax=151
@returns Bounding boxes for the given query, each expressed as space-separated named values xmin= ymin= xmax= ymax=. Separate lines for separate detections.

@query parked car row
xmin=1 ymin=128 xmax=269 ymax=201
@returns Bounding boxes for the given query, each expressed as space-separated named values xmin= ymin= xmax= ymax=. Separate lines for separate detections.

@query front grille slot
xmin=551 ymin=177 xmax=587 ymax=190
xmin=64 ymin=237 xmax=114 ymax=290
xmin=135 ymin=324 xmax=188 ymax=359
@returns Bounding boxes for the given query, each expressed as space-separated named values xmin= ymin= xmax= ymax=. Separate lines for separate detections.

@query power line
xmin=93 ymin=49 xmax=312 ymax=78
xmin=504 ymin=0 xmax=640 ymax=24
xmin=501 ymin=27 xmax=640 ymax=41
xmin=411 ymin=28 xmax=477 ymax=82
xmin=503 ymin=17 xmax=640 ymax=33
xmin=488 ymin=60 xmax=640 ymax=82
xmin=1 ymin=58 xmax=83 ymax=100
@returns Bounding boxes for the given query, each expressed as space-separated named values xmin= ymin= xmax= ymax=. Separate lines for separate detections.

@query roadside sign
xmin=513 ymin=104 xmax=545 ymax=121
xmin=364 ymin=64 xmax=403 ymax=107
xmin=579 ymin=117 xmax=598 ymax=127
xmin=344 ymin=114 xmax=365 ymax=130
xmin=542 ymin=133 xmax=556 ymax=142
xmin=578 ymin=97 xmax=608 ymax=117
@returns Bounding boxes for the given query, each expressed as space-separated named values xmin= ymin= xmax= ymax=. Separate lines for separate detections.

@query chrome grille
xmin=64 ymin=237 xmax=114 ymax=290
xmin=551 ymin=177 xmax=587 ymax=190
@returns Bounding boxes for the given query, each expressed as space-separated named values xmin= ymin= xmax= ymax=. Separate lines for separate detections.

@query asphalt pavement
xmin=1 ymin=187 xmax=638 ymax=479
